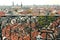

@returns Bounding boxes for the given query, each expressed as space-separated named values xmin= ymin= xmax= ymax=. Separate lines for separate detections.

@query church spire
xmin=21 ymin=2 xmax=23 ymax=8
xmin=12 ymin=2 xmax=14 ymax=6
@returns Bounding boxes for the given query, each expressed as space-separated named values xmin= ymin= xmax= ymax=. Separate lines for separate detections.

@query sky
xmin=0 ymin=0 xmax=60 ymax=6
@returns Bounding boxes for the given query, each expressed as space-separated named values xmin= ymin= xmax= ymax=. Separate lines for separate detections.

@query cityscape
xmin=0 ymin=1 xmax=60 ymax=40
xmin=0 ymin=2 xmax=60 ymax=16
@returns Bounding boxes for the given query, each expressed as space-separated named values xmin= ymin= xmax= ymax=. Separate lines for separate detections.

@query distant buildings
xmin=0 ymin=5 xmax=60 ymax=16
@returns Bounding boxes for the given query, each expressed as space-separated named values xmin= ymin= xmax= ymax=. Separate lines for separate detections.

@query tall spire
xmin=12 ymin=2 xmax=14 ymax=6
xmin=21 ymin=2 xmax=22 ymax=8
xmin=16 ymin=3 xmax=18 ymax=6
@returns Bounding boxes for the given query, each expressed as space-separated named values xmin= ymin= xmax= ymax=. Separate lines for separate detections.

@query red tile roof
xmin=57 ymin=10 xmax=60 ymax=14
xmin=0 ymin=11 xmax=5 ymax=17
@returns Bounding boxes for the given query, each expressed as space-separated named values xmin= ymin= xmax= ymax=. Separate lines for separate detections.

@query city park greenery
xmin=38 ymin=16 xmax=59 ymax=28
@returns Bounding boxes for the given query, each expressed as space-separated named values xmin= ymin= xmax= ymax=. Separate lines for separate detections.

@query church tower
xmin=21 ymin=2 xmax=23 ymax=8
xmin=12 ymin=2 xmax=14 ymax=6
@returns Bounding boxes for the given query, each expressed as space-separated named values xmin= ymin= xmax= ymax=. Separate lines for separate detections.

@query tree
xmin=38 ymin=16 xmax=58 ymax=28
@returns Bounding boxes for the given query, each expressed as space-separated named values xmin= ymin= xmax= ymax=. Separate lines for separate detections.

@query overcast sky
xmin=0 ymin=0 xmax=60 ymax=6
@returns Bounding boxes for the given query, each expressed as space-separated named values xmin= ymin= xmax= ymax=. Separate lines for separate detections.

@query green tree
xmin=38 ymin=16 xmax=58 ymax=28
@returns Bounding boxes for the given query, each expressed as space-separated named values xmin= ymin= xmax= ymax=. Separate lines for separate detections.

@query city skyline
xmin=0 ymin=0 xmax=60 ymax=6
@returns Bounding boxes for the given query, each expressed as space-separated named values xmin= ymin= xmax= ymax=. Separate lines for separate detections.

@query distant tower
xmin=21 ymin=2 xmax=23 ymax=8
xmin=16 ymin=3 xmax=18 ymax=6
xmin=12 ymin=2 xmax=14 ymax=6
